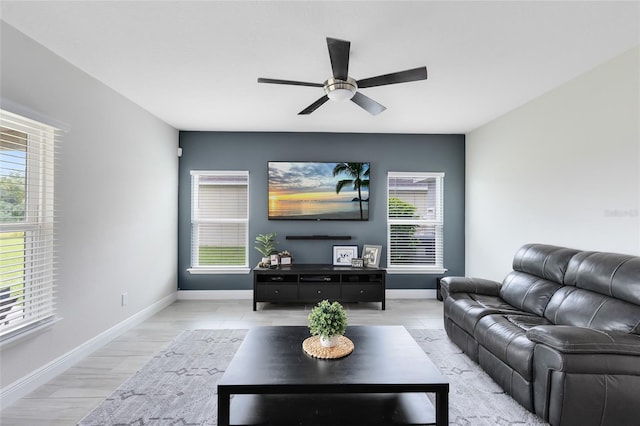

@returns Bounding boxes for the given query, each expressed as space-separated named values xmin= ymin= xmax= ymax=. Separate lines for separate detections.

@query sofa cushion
xmin=475 ymin=314 xmax=552 ymax=380
xmin=564 ymin=251 xmax=640 ymax=306
xmin=512 ymin=243 xmax=581 ymax=283
xmin=499 ymin=271 xmax=562 ymax=316
xmin=544 ymin=286 xmax=640 ymax=334
xmin=498 ymin=244 xmax=579 ymax=316
xmin=444 ymin=292 xmax=530 ymax=336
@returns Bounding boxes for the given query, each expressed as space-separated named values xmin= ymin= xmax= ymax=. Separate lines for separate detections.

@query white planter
xmin=261 ymin=257 xmax=270 ymax=265
xmin=320 ymin=335 xmax=340 ymax=348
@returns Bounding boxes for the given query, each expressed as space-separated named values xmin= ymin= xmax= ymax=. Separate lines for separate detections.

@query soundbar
xmin=285 ymin=235 xmax=351 ymax=240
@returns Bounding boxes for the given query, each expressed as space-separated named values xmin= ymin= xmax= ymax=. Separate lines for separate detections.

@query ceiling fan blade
xmin=258 ymin=78 xmax=323 ymax=88
xmin=351 ymin=92 xmax=386 ymax=116
xmin=298 ymin=95 xmax=330 ymax=115
xmin=327 ymin=37 xmax=350 ymax=81
xmin=356 ymin=66 xmax=428 ymax=89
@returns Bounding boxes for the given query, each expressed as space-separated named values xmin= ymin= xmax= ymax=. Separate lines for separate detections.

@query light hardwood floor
xmin=0 ymin=298 xmax=444 ymax=425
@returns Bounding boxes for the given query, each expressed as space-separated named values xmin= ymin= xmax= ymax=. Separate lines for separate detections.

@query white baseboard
xmin=387 ymin=289 xmax=437 ymax=299
xmin=0 ymin=292 xmax=177 ymax=410
xmin=177 ymin=289 xmax=437 ymax=300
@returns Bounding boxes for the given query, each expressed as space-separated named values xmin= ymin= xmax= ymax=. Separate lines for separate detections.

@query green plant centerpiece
xmin=308 ymin=300 xmax=348 ymax=347
xmin=254 ymin=232 xmax=278 ymax=267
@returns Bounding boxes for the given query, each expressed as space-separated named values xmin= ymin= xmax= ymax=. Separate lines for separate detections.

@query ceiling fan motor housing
xmin=324 ymin=77 xmax=357 ymax=101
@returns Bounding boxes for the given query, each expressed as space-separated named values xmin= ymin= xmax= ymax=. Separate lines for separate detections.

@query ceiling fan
xmin=258 ymin=37 xmax=428 ymax=116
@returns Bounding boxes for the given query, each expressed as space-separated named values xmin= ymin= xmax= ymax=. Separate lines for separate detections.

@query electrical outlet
xmin=121 ymin=292 xmax=128 ymax=307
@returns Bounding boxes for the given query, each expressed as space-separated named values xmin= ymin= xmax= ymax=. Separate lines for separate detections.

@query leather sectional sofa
xmin=440 ymin=243 xmax=640 ymax=426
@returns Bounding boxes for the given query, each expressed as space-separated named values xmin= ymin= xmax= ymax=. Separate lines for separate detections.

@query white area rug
xmin=410 ymin=329 xmax=547 ymax=426
xmin=78 ymin=328 xmax=547 ymax=425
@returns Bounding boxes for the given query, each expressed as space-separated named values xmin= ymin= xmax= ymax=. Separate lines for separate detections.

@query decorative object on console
xmin=333 ymin=245 xmax=358 ymax=266
xmin=279 ymin=250 xmax=292 ymax=265
xmin=351 ymin=258 xmax=364 ymax=268
xmin=307 ymin=300 xmax=348 ymax=348
xmin=270 ymin=254 xmax=279 ymax=266
xmin=362 ymin=244 xmax=382 ymax=268
xmin=254 ymin=232 xmax=278 ymax=267
xmin=268 ymin=161 xmax=369 ymax=221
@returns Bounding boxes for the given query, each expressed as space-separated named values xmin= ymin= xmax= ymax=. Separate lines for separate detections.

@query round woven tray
xmin=302 ymin=335 xmax=354 ymax=359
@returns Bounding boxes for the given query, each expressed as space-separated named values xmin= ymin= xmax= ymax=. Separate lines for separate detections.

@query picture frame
xmin=362 ymin=244 xmax=382 ymax=268
xmin=333 ymin=245 xmax=358 ymax=266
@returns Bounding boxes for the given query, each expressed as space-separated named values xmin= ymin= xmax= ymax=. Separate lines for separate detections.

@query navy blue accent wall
xmin=178 ymin=132 xmax=465 ymax=290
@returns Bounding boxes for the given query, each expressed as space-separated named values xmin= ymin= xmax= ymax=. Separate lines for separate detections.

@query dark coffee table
xmin=217 ymin=325 xmax=448 ymax=425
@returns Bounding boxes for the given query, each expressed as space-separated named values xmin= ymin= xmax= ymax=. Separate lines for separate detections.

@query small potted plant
xmin=254 ymin=232 xmax=278 ymax=266
xmin=308 ymin=300 xmax=348 ymax=347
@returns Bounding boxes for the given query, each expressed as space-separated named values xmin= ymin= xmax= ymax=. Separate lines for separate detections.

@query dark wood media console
xmin=253 ymin=264 xmax=386 ymax=311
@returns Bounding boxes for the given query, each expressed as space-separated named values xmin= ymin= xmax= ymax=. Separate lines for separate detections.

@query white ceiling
xmin=1 ymin=1 xmax=639 ymax=134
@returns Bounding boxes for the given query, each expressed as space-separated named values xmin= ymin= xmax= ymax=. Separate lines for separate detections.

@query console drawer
xmin=299 ymin=284 xmax=341 ymax=301
xmin=255 ymin=284 xmax=298 ymax=301
xmin=341 ymin=284 xmax=383 ymax=302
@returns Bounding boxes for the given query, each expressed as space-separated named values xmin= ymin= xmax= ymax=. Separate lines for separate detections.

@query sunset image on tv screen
xmin=268 ymin=162 xmax=370 ymax=221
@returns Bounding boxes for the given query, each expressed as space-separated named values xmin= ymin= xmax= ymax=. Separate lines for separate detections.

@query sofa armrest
xmin=440 ymin=276 xmax=501 ymax=299
xmin=527 ymin=325 xmax=640 ymax=355
xmin=530 ymin=326 xmax=640 ymax=423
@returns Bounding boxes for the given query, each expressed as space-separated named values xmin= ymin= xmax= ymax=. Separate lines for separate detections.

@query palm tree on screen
xmin=333 ymin=162 xmax=370 ymax=220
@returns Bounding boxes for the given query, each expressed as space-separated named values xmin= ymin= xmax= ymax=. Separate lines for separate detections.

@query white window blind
xmin=387 ymin=172 xmax=445 ymax=273
xmin=1 ymin=109 xmax=60 ymax=341
xmin=189 ymin=171 xmax=249 ymax=274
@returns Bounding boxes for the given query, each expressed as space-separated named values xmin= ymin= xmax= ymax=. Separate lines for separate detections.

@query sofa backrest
xmin=543 ymin=251 xmax=640 ymax=334
xmin=499 ymin=244 xmax=580 ymax=316
xmin=563 ymin=251 xmax=640 ymax=305
xmin=512 ymin=243 xmax=580 ymax=283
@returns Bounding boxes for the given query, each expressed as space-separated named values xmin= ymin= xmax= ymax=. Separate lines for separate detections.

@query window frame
xmin=386 ymin=171 xmax=446 ymax=274
xmin=1 ymin=109 xmax=59 ymax=343
xmin=187 ymin=170 xmax=250 ymax=275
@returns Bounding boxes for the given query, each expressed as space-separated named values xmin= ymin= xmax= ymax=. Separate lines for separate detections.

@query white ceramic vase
xmin=320 ymin=335 xmax=340 ymax=348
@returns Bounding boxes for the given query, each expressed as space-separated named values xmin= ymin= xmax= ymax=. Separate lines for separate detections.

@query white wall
xmin=466 ymin=46 xmax=640 ymax=281
xmin=0 ymin=22 xmax=179 ymax=391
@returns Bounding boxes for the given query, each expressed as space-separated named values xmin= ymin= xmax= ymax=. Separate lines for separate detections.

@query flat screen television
xmin=268 ymin=161 xmax=370 ymax=220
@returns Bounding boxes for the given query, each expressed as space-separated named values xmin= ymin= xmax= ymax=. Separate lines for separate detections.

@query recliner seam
xmin=521 ymin=278 xmax=546 ymax=313
xmin=552 ymin=287 xmax=577 ymax=325
xmin=587 ymin=297 xmax=609 ymax=329
xmin=608 ymin=258 xmax=631 ymax=298
xmin=600 ymin=375 xmax=608 ymax=426
xmin=542 ymin=251 xmax=550 ymax=280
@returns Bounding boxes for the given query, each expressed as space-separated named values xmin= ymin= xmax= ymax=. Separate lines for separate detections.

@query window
xmin=1 ymin=109 xmax=59 ymax=341
xmin=387 ymin=172 xmax=445 ymax=273
xmin=189 ymin=171 xmax=249 ymax=274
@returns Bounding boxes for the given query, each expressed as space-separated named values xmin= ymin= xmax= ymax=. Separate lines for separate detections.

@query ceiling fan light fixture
xmin=324 ymin=77 xmax=357 ymax=101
